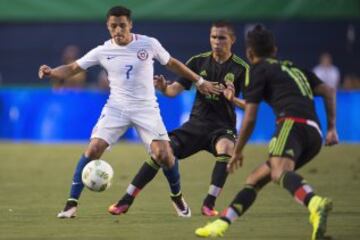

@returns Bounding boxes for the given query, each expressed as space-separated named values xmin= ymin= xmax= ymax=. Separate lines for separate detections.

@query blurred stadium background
xmin=0 ymin=0 xmax=359 ymax=143
xmin=1 ymin=1 xmax=360 ymax=240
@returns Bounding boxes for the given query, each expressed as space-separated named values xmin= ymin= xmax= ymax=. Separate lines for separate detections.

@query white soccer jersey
xmin=76 ymin=34 xmax=171 ymax=107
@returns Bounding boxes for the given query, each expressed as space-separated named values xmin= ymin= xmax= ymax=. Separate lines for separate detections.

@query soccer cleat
xmin=171 ymin=194 xmax=191 ymax=218
xmin=201 ymin=205 xmax=219 ymax=217
xmin=195 ymin=219 xmax=229 ymax=237
xmin=57 ymin=200 xmax=78 ymax=218
xmin=108 ymin=203 xmax=130 ymax=215
xmin=308 ymin=196 xmax=333 ymax=240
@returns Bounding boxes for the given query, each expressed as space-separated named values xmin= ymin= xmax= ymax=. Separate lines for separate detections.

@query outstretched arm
xmin=38 ymin=62 xmax=84 ymax=80
xmin=165 ymin=57 xmax=222 ymax=95
xmin=313 ymin=83 xmax=339 ymax=146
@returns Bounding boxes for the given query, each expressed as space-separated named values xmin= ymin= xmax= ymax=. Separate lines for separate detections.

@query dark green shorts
xmin=268 ymin=119 xmax=322 ymax=169
xmin=169 ymin=120 xmax=236 ymax=159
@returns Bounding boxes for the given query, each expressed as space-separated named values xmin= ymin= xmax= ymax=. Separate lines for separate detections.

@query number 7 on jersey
xmin=125 ymin=65 xmax=133 ymax=79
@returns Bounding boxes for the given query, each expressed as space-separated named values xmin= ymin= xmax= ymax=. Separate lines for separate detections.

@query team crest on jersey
xmin=137 ymin=49 xmax=149 ymax=61
xmin=224 ymin=73 xmax=235 ymax=83
xmin=199 ymin=70 xmax=207 ymax=77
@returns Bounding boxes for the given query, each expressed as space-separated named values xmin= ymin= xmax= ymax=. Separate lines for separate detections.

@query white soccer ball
xmin=81 ymin=160 xmax=114 ymax=192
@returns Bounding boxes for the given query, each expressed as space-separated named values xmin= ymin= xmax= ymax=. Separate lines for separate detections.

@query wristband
xmin=195 ymin=77 xmax=205 ymax=87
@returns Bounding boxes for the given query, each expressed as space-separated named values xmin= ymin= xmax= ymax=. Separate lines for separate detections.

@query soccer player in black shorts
xmin=195 ymin=25 xmax=339 ymax=240
xmin=109 ymin=21 xmax=249 ymax=217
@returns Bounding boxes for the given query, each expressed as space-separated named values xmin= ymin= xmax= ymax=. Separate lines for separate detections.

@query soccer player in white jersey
xmin=38 ymin=6 xmax=221 ymax=219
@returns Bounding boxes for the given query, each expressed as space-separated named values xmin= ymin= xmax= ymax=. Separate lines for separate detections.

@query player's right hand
xmin=38 ymin=65 xmax=52 ymax=79
xmin=325 ymin=128 xmax=339 ymax=146
xmin=227 ymin=153 xmax=244 ymax=174
xmin=223 ymin=81 xmax=235 ymax=101
xmin=197 ymin=80 xmax=223 ymax=95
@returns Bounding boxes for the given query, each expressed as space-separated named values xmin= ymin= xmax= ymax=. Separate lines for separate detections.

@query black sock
xmin=280 ymin=171 xmax=315 ymax=206
xmin=119 ymin=159 xmax=159 ymax=205
xmin=64 ymin=199 xmax=78 ymax=211
xmin=230 ymin=185 xmax=257 ymax=214
xmin=221 ymin=185 xmax=257 ymax=223
xmin=203 ymin=155 xmax=230 ymax=208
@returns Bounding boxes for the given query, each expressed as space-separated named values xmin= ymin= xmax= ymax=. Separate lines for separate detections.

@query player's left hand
xmin=154 ymin=74 xmax=167 ymax=92
xmin=197 ymin=80 xmax=223 ymax=95
xmin=223 ymin=81 xmax=235 ymax=101
xmin=325 ymin=128 xmax=339 ymax=146
xmin=227 ymin=153 xmax=244 ymax=174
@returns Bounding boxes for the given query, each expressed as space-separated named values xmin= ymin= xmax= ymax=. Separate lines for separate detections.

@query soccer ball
xmin=81 ymin=160 xmax=114 ymax=192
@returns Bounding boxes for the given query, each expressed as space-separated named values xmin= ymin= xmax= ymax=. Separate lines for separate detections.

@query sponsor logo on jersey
xmin=137 ymin=49 xmax=149 ymax=61
xmin=224 ymin=73 xmax=235 ymax=83
xmin=106 ymin=55 xmax=118 ymax=60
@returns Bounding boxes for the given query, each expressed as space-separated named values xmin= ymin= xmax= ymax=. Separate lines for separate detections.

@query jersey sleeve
xmin=175 ymin=57 xmax=196 ymax=90
xmin=76 ymin=46 xmax=101 ymax=70
xmin=244 ymin=65 xmax=266 ymax=103
xmin=151 ymin=38 xmax=171 ymax=65
xmin=302 ymin=69 xmax=324 ymax=90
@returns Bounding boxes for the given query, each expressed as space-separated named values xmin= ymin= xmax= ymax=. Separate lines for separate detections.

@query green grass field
xmin=0 ymin=143 xmax=359 ymax=240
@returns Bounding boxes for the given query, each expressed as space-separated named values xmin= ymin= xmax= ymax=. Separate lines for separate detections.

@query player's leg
xmin=161 ymin=134 xmax=184 ymax=198
xmin=195 ymin=162 xmax=271 ymax=237
xmin=57 ymin=138 xmax=109 ymax=218
xmin=202 ymin=137 xmax=234 ymax=216
xmin=108 ymin=156 xmax=162 ymax=215
xmin=163 ymin=161 xmax=191 ymax=218
xmin=110 ymin=142 xmax=192 ymax=217
xmin=115 ymin=134 xmax=183 ymax=210
xmin=270 ymin=124 xmax=331 ymax=239
xmin=270 ymin=156 xmax=332 ymax=240
xmin=153 ymin=140 xmax=191 ymax=217
xmin=109 ymin=106 xmax=187 ymax=216
xmin=108 ymin=139 xmax=177 ymax=215
xmin=161 ymin=126 xmax=202 ymax=217
xmin=269 ymin=135 xmax=318 ymax=208
xmin=220 ymin=162 xmax=271 ymax=223
xmin=270 ymin=155 xmax=318 ymax=209
xmin=59 ymin=106 xmax=129 ymax=218
xmin=267 ymin=120 xmax=316 ymax=207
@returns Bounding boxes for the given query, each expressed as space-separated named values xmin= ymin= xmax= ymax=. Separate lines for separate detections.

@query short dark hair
xmin=106 ymin=6 xmax=131 ymax=20
xmin=211 ymin=20 xmax=235 ymax=37
xmin=246 ymin=24 xmax=275 ymax=57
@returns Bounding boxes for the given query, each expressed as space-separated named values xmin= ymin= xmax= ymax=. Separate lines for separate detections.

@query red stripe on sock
xmin=132 ymin=188 xmax=141 ymax=197
xmin=294 ymin=186 xmax=311 ymax=204
xmin=220 ymin=208 xmax=228 ymax=217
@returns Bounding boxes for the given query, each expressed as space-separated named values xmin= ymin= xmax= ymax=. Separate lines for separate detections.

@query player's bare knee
xmin=85 ymin=142 xmax=106 ymax=159
xmin=270 ymin=169 xmax=283 ymax=183
xmin=215 ymin=138 xmax=234 ymax=155
xmin=153 ymin=150 xmax=173 ymax=168
xmin=162 ymin=156 xmax=175 ymax=168
xmin=85 ymin=147 xmax=101 ymax=159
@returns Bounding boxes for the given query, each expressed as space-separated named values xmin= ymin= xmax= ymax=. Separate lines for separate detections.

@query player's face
xmin=210 ymin=26 xmax=235 ymax=56
xmin=107 ymin=15 xmax=133 ymax=45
